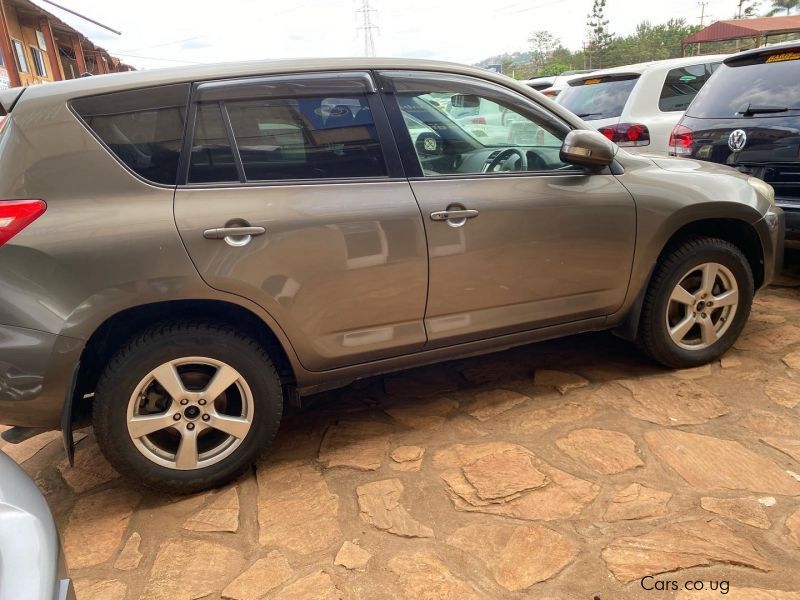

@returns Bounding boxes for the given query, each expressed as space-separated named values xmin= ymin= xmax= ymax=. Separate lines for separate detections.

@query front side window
xmin=557 ymin=75 xmax=639 ymax=121
xmin=12 ymin=40 xmax=28 ymax=73
xmin=659 ymin=63 xmax=718 ymax=112
xmin=71 ymin=83 xmax=190 ymax=185
xmin=393 ymin=84 xmax=573 ymax=176
xmin=189 ymin=93 xmax=387 ymax=183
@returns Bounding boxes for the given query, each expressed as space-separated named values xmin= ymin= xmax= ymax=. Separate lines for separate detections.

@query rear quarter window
xmin=658 ymin=62 xmax=719 ymax=112
xmin=556 ymin=75 xmax=639 ymax=121
xmin=686 ymin=52 xmax=800 ymax=118
xmin=71 ymin=83 xmax=190 ymax=185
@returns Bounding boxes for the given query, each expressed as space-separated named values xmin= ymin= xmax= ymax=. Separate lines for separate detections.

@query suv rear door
xmin=173 ymin=72 xmax=429 ymax=371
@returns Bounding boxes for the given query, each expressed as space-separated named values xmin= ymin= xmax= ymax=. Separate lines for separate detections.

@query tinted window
xmin=218 ymin=94 xmax=386 ymax=182
xmin=72 ymin=84 xmax=190 ymax=185
xmin=659 ymin=63 xmax=718 ymax=112
xmin=686 ymin=53 xmax=800 ymax=118
xmin=188 ymin=103 xmax=239 ymax=184
xmin=557 ymin=75 xmax=639 ymax=121
xmin=395 ymin=85 xmax=572 ymax=176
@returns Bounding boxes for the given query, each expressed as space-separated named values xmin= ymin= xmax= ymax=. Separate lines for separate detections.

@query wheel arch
xmin=67 ymin=299 xmax=297 ymax=427
xmin=614 ymin=216 xmax=764 ymax=341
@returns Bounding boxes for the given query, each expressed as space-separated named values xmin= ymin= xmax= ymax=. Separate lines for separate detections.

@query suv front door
xmin=379 ymin=71 xmax=637 ymax=347
xmin=174 ymin=72 xmax=428 ymax=371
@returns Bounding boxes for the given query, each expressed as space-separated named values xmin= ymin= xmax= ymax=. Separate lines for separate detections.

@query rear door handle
xmin=203 ymin=226 xmax=266 ymax=240
xmin=429 ymin=209 xmax=479 ymax=222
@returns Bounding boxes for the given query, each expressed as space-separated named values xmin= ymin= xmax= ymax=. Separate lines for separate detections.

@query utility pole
xmin=356 ymin=0 xmax=377 ymax=57
xmin=698 ymin=1 xmax=709 ymax=26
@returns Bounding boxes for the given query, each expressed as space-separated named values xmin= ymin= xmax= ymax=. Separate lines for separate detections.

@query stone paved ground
xmin=5 ymin=266 xmax=800 ymax=599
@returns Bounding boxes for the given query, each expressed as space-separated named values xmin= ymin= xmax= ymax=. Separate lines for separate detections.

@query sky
xmin=32 ymin=0 xmax=751 ymax=70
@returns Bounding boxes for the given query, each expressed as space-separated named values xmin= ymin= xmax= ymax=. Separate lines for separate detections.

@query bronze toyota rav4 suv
xmin=0 ymin=58 xmax=784 ymax=492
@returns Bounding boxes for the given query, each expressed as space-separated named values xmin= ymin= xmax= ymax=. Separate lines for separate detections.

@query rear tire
xmin=637 ymin=236 xmax=753 ymax=368
xmin=93 ymin=321 xmax=283 ymax=494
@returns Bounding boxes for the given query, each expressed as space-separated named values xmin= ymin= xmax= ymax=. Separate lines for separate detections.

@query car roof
xmin=723 ymin=39 xmax=800 ymax=63
xmin=522 ymin=76 xmax=555 ymax=85
xmin=572 ymin=54 xmax=730 ymax=79
xmin=14 ymin=57 xmax=520 ymax=103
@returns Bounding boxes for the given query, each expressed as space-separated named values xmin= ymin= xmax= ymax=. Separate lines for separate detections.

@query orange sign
xmin=765 ymin=52 xmax=800 ymax=63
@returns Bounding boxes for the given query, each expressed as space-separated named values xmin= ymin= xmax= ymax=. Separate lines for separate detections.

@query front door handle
xmin=430 ymin=209 xmax=480 ymax=222
xmin=203 ymin=226 xmax=266 ymax=247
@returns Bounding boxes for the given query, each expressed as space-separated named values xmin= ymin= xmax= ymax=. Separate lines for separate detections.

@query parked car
xmin=537 ymin=70 xmax=597 ymax=98
xmin=669 ymin=41 xmax=800 ymax=238
xmin=522 ymin=75 xmax=555 ymax=91
xmin=0 ymin=450 xmax=74 ymax=600
xmin=557 ymin=55 xmax=727 ymax=153
xmin=0 ymin=58 xmax=783 ymax=493
xmin=444 ymin=93 xmax=550 ymax=145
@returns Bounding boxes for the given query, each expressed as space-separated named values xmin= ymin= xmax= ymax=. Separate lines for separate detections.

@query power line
xmin=35 ymin=0 xmax=121 ymax=35
xmin=698 ymin=1 xmax=710 ymax=26
xmin=356 ymin=0 xmax=378 ymax=57
xmin=114 ymin=35 xmax=207 ymax=55
xmin=100 ymin=51 xmax=203 ymax=65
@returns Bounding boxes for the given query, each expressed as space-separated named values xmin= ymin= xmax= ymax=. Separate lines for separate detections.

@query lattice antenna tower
xmin=356 ymin=0 xmax=378 ymax=57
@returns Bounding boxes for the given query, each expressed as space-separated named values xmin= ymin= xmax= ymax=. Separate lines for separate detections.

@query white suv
xmin=557 ymin=55 xmax=727 ymax=154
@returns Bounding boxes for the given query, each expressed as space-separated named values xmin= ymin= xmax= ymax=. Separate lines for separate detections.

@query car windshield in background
xmin=557 ymin=75 xmax=639 ymax=121
xmin=686 ymin=51 xmax=800 ymax=119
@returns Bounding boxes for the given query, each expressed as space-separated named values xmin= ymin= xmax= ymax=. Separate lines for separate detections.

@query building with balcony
xmin=0 ymin=0 xmax=132 ymax=89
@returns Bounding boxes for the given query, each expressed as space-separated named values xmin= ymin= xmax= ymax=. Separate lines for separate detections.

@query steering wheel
xmin=483 ymin=148 xmax=528 ymax=173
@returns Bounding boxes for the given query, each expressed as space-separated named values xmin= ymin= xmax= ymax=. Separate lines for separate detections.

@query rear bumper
xmin=0 ymin=325 xmax=82 ymax=428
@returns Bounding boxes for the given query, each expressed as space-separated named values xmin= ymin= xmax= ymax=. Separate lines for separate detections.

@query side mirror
xmin=560 ymin=129 xmax=616 ymax=169
xmin=450 ymin=94 xmax=480 ymax=108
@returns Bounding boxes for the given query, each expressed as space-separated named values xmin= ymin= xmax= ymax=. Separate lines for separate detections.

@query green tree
xmin=736 ymin=0 xmax=761 ymax=17
xmin=529 ymin=30 xmax=559 ymax=71
xmin=538 ymin=62 xmax=571 ymax=76
xmin=586 ymin=0 xmax=613 ymax=68
xmin=605 ymin=19 xmax=699 ymax=66
xmin=766 ymin=0 xmax=799 ymax=15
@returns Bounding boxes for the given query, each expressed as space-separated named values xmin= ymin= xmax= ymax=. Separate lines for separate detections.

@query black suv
xmin=670 ymin=42 xmax=800 ymax=236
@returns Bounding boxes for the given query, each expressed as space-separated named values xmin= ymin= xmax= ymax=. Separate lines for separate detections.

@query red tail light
xmin=470 ymin=116 xmax=486 ymax=125
xmin=0 ymin=200 xmax=46 ymax=247
xmin=597 ymin=123 xmax=650 ymax=147
xmin=669 ymin=124 xmax=693 ymax=157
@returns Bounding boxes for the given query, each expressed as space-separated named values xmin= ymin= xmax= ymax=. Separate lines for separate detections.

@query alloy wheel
xmin=665 ymin=262 xmax=739 ymax=351
xmin=126 ymin=357 xmax=254 ymax=470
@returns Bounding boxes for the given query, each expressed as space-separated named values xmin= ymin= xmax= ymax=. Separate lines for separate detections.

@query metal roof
xmin=684 ymin=16 xmax=800 ymax=44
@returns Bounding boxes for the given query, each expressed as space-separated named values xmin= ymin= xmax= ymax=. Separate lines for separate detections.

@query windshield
xmin=557 ymin=75 xmax=639 ymax=121
xmin=686 ymin=53 xmax=800 ymax=118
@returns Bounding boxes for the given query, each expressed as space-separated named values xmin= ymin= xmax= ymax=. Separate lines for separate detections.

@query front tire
xmin=637 ymin=237 xmax=754 ymax=368
xmin=93 ymin=321 xmax=283 ymax=494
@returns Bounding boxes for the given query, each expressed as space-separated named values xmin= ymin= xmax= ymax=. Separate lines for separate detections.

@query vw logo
xmin=728 ymin=129 xmax=747 ymax=152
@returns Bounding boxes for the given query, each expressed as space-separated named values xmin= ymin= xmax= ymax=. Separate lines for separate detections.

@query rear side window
xmin=556 ymin=75 xmax=639 ymax=121
xmin=686 ymin=51 xmax=800 ymax=118
xmin=72 ymin=84 xmax=190 ymax=185
xmin=188 ymin=94 xmax=386 ymax=184
xmin=658 ymin=63 xmax=718 ymax=112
